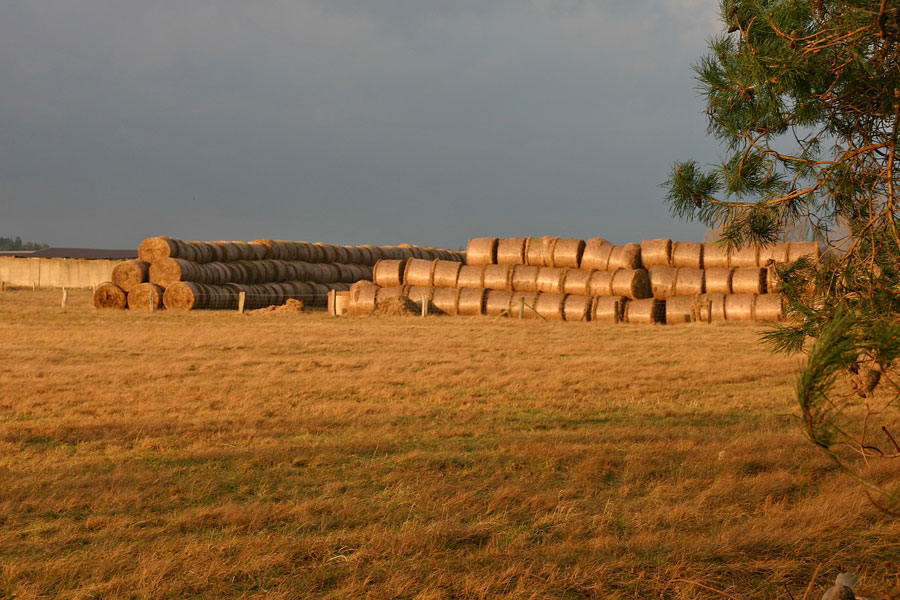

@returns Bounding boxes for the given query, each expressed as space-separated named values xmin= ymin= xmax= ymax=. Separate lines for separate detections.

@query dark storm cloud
xmin=0 ymin=1 xmax=721 ymax=248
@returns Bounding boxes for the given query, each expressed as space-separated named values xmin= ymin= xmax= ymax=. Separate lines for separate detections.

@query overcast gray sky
xmin=1 ymin=1 xmax=723 ymax=249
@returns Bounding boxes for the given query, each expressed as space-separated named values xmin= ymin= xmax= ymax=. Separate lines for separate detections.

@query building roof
xmin=0 ymin=248 xmax=137 ymax=259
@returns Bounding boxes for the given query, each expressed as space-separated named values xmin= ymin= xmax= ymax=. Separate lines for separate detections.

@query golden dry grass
xmin=0 ymin=290 xmax=898 ymax=599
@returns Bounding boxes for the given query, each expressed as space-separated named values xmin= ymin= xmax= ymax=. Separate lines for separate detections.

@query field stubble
xmin=0 ymin=290 xmax=897 ymax=599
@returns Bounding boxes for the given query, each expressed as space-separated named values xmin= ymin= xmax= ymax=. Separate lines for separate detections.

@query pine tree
xmin=665 ymin=0 xmax=900 ymax=511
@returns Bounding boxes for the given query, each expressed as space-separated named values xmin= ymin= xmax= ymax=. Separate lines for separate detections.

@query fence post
xmin=1 ymin=281 xmax=5 ymax=291
xmin=421 ymin=297 xmax=429 ymax=317
xmin=149 ymin=290 xmax=155 ymax=312
xmin=32 ymin=282 xmax=36 ymax=292
xmin=518 ymin=297 xmax=525 ymax=319
xmin=327 ymin=289 xmax=335 ymax=316
xmin=61 ymin=288 xmax=68 ymax=309
xmin=707 ymin=300 xmax=713 ymax=324
xmin=238 ymin=291 xmax=246 ymax=314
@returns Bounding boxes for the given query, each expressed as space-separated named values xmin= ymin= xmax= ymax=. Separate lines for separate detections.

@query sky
xmin=0 ymin=1 xmax=724 ymax=249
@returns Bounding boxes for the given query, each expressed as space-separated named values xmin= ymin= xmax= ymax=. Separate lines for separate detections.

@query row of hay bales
xmin=94 ymin=237 xmax=465 ymax=311
xmin=466 ymin=236 xmax=819 ymax=270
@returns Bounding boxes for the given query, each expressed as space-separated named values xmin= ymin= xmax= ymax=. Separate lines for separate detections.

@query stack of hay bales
xmin=93 ymin=237 xmax=464 ymax=311
xmin=344 ymin=236 xmax=819 ymax=324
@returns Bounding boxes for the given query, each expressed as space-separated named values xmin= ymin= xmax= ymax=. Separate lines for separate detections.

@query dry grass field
xmin=1 ymin=289 xmax=898 ymax=599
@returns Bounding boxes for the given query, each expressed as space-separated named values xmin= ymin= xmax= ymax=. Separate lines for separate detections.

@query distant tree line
xmin=0 ymin=236 xmax=49 ymax=251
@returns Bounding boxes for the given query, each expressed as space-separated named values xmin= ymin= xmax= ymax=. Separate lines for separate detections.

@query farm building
xmin=0 ymin=248 xmax=136 ymax=289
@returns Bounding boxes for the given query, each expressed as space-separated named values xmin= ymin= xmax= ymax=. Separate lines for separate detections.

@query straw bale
xmin=525 ymin=236 xmax=559 ymax=267
xmin=563 ymin=294 xmax=592 ymax=321
xmin=535 ymin=292 xmax=566 ymax=320
xmin=220 ymin=242 xmax=243 ymax=262
xmin=315 ymin=243 xmax=336 ymax=263
xmin=671 ymin=241 xmax=703 ymax=269
xmin=759 ymin=243 xmax=789 ymax=265
xmin=185 ymin=242 xmax=207 ymax=263
xmin=456 ymin=265 xmax=486 ymax=289
xmin=292 ymin=242 xmax=312 ymax=262
xmin=334 ymin=263 xmax=355 ymax=283
xmin=457 ymin=288 xmax=486 ymax=316
xmin=592 ymin=296 xmax=627 ymax=323
xmin=536 ymin=267 xmax=566 ymax=293
xmin=485 ymin=290 xmax=514 ymax=316
xmin=404 ymin=258 xmax=436 ymax=286
xmin=375 ymin=285 xmax=410 ymax=304
xmin=787 ymin=241 xmax=820 ymax=263
xmin=496 ymin=237 xmax=527 ymax=265
xmin=483 ymin=264 xmax=514 ymax=290
xmin=508 ymin=292 xmax=539 ymax=319
xmin=754 ymin=293 xmax=784 ymax=322
xmin=703 ymin=243 xmax=730 ymax=268
xmin=373 ymin=259 xmax=408 ymax=287
xmin=432 ymin=260 xmax=461 ymax=288
xmin=307 ymin=283 xmax=332 ymax=307
xmin=348 ymin=281 xmax=378 ymax=315
xmin=730 ymin=245 xmax=759 ymax=267
xmin=245 ymin=242 xmax=266 ymax=261
xmin=466 ymin=238 xmax=498 ymax=266
xmin=138 ymin=236 xmax=180 ymax=263
xmin=731 ymin=267 xmax=766 ymax=295
xmin=665 ymin=296 xmax=694 ymax=324
xmin=624 ymin=298 xmax=665 ymax=324
xmin=611 ymin=269 xmax=651 ymax=299
xmin=431 ymin=287 xmax=461 ymax=316
xmin=766 ymin=266 xmax=780 ymax=294
xmin=696 ymin=293 xmax=727 ymax=322
xmin=93 ymin=282 xmax=127 ymax=309
xmin=705 ymin=268 xmax=734 ymax=294
xmin=588 ymin=271 xmax=614 ymax=296
xmin=112 ymin=260 xmax=150 ymax=292
xmin=332 ymin=246 xmax=350 ymax=264
xmin=407 ymin=285 xmax=435 ymax=312
xmin=270 ymin=260 xmax=289 ymax=282
xmin=649 ymin=267 xmax=676 ymax=300
xmin=674 ymin=267 xmax=705 ymax=296
xmin=580 ymin=238 xmax=612 ymax=270
xmin=552 ymin=238 xmax=585 ymax=268
xmin=320 ymin=263 xmax=341 ymax=283
xmin=162 ymin=281 xmax=209 ymax=311
xmin=563 ymin=268 xmax=592 ymax=295
xmin=233 ymin=242 xmax=256 ymax=261
xmin=641 ymin=239 xmax=672 ymax=268
xmin=724 ymin=294 xmax=756 ymax=321
xmin=149 ymin=258 xmax=196 ymax=287
xmin=511 ymin=265 xmax=540 ymax=293
xmin=608 ymin=243 xmax=643 ymax=270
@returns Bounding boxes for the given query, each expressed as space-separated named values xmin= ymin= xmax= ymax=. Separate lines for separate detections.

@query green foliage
xmin=0 ymin=236 xmax=49 ymax=251
xmin=667 ymin=0 xmax=900 ymax=511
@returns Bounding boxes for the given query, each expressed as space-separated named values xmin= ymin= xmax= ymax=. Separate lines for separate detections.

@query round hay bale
xmin=432 ymin=260 xmax=461 ymax=288
xmin=525 ymin=236 xmax=559 ymax=267
xmin=332 ymin=246 xmax=351 ymax=264
xmin=508 ymin=292 xmax=539 ymax=319
xmin=673 ymin=267 xmax=705 ymax=296
xmin=705 ymin=267 xmax=734 ymax=294
xmin=485 ymin=290 xmax=514 ymax=316
xmin=511 ymin=265 xmax=540 ymax=292
xmin=271 ymin=260 xmax=289 ymax=282
xmin=315 ymin=243 xmax=336 ymax=263
xmin=431 ymin=287 xmax=461 ymax=316
xmin=457 ymin=288 xmax=486 ymax=316
xmin=759 ymin=242 xmax=789 ymax=265
xmin=696 ymin=293 xmax=727 ymax=322
xmin=580 ymin=238 xmax=611 ymax=270
xmin=724 ymin=294 xmax=756 ymax=321
xmin=766 ymin=266 xmax=780 ymax=294
xmin=703 ymin=243 xmax=731 ymax=268
xmin=163 ymin=281 xmax=209 ymax=311
xmin=588 ymin=271 xmax=614 ymax=297
xmin=126 ymin=283 xmax=165 ymax=311
xmin=754 ymin=294 xmax=784 ymax=322
xmin=534 ymin=292 xmax=566 ymax=321
xmin=466 ymin=237 xmax=498 ymax=266
xmin=665 ymin=296 xmax=694 ymax=324
xmin=287 ymin=242 xmax=308 ymax=262
xmin=348 ymin=281 xmax=378 ymax=316
xmin=373 ymin=259 xmax=408 ymax=287
xmin=610 ymin=269 xmax=652 ymax=299
xmin=404 ymin=258 xmax=436 ymax=286
xmin=671 ymin=241 xmax=703 ymax=269
xmin=111 ymin=260 xmax=150 ymax=292
xmin=552 ymin=238 xmax=585 ymax=268
xmin=334 ymin=263 xmax=355 ymax=283
xmin=787 ymin=241 xmax=820 ymax=263
xmin=184 ymin=242 xmax=206 ymax=263
xmin=319 ymin=263 xmax=341 ymax=283
xmin=730 ymin=245 xmax=759 ymax=267
xmin=221 ymin=242 xmax=244 ymax=262
xmin=375 ymin=285 xmax=410 ymax=304
xmin=456 ymin=265 xmax=485 ymax=289
xmin=496 ymin=237 xmax=527 ymax=265
xmin=247 ymin=242 xmax=268 ymax=260
xmin=251 ymin=239 xmax=276 ymax=259
xmin=138 ymin=236 xmax=181 ymax=263
xmin=624 ymin=298 xmax=665 ymax=324
xmin=407 ymin=285 xmax=435 ymax=311
xmin=592 ymin=296 xmax=627 ymax=323
xmin=731 ymin=267 xmax=766 ymax=295
xmin=93 ymin=282 xmax=127 ymax=309
xmin=149 ymin=258 xmax=198 ymax=287
xmin=483 ymin=264 xmax=514 ymax=290
xmin=563 ymin=294 xmax=592 ymax=322
xmin=208 ymin=242 xmax=228 ymax=262
xmin=641 ymin=239 xmax=672 ymax=268
xmin=536 ymin=267 xmax=566 ymax=293
xmin=608 ymin=243 xmax=643 ymax=270
xmin=649 ymin=267 xmax=677 ymax=300
xmin=563 ymin=268 xmax=592 ymax=295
